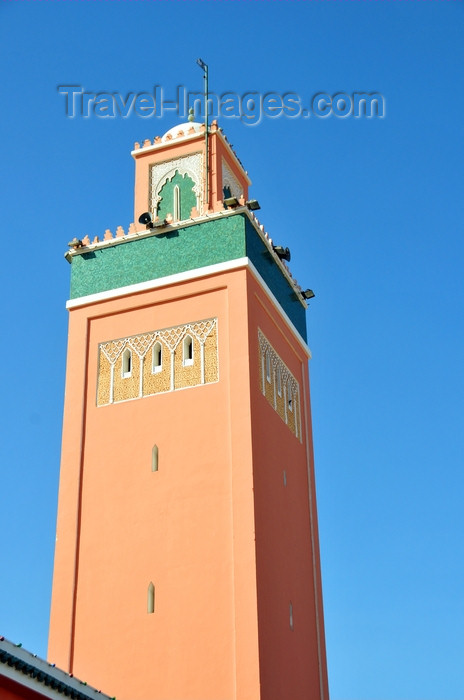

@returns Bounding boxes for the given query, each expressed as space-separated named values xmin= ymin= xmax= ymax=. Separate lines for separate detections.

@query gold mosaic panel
xmin=203 ymin=332 xmax=219 ymax=384
xmin=174 ymin=336 xmax=202 ymax=390
xmin=97 ymin=318 xmax=218 ymax=406
xmin=143 ymin=342 xmax=171 ymax=396
xmin=286 ymin=394 xmax=296 ymax=434
xmin=113 ymin=353 xmax=141 ymax=403
xmin=275 ymin=381 xmax=286 ymax=422
xmin=258 ymin=329 xmax=301 ymax=441
xmin=97 ymin=353 xmax=111 ymax=406
xmin=264 ymin=359 xmax=275 ymax=406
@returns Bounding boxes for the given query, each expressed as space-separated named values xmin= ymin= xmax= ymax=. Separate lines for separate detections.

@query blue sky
xmin=0 ymin=3 xmax=463 ymax=699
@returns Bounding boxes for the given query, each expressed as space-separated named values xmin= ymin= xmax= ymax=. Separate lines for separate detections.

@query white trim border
xmin=66 ymin=258 xmax=248 ymax=309
xmin=66 ymin=257 xmax=311 ymax=358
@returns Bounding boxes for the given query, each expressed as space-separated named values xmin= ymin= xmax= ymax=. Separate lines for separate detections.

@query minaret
xmin=48 ymin=119 xmax=329 ymax=700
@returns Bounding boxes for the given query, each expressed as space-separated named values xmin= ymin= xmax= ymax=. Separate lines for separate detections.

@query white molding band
xmin=64 ymin=209 xmax=306 ymax=314
xmin=247 ymin=260 xmax=312 ymax=359
xmin=66 ymin=257 xmax=311 ymax=358
xmin=66 ymin=258 xmax=248 ymax=308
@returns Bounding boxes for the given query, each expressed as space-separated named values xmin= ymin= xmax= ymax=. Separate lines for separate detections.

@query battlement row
xmin=69 ymin=209 xmax=302 ymax=293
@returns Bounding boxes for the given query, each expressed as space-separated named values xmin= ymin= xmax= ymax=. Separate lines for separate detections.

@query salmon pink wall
xmin=133 ymin=128 xmax=249 ymax=222
xmin=49 ymin=268 xmax=262 ymax=700
xmin=246 ymin=273 xmax=329 ymax=700
xmin=49 ymin=264 xmax=328 ymax=700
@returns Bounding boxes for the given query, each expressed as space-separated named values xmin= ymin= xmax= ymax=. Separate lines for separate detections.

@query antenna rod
xmin=197 ymin=58 xmax=209 ymax=210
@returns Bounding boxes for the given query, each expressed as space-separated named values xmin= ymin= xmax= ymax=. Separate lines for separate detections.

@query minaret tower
xmin=48 ymin=119 xmax=329 ymax=700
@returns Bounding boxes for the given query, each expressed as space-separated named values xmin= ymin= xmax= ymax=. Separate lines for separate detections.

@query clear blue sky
xmin=1 ymin=3 xmax=463 ymax=700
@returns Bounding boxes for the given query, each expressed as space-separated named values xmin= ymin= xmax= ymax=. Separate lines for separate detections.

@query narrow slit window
xmin=289 ymin=602 xmax=294 ymax=630
xmin=288 ymin=382 xmax=293 ymax=411
xmin=152 ymin=444 xmax=159 ymax=472
xmin=266 ymin=351 xmax=271 ymax=383
xmin=152 ymin=342 xmax=162 ymax=373
xmin=148 ymin=582 xmax=155 ymax=614
xmin=173 ymin=185 xmax=180 ymax=221
xmin=122 ymin=348 xmax=132 ymax=378
xmin=183 ymin=335 xmax=194 ymax=366
xmin=277 ymin=366 xmax=282 ymax=396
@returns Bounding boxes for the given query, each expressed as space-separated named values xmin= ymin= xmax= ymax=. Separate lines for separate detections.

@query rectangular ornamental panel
xmin=258 ymin=329 xmax=302 ymax=441
xmin=97 ymin=318 xmax=218 ymax=406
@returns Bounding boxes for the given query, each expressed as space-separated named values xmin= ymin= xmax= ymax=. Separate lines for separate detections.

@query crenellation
xmin=75 ymin=223 xmax=142 ymax=249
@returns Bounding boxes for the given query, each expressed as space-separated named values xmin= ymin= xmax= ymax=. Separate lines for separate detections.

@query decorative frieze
xmin=97 ymin=318 xmax=218 ymax=406
xmin=222 ymin=159 xmax=243 ymax=199
xmin=150 ymin=153 xmax=203 ymax=215
xmin=258 ymin=329 xmax=301 ymax=440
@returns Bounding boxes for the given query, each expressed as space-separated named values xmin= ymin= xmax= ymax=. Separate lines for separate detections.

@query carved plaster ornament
xmin=150 ymin=153 xmax=204 ymax=215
